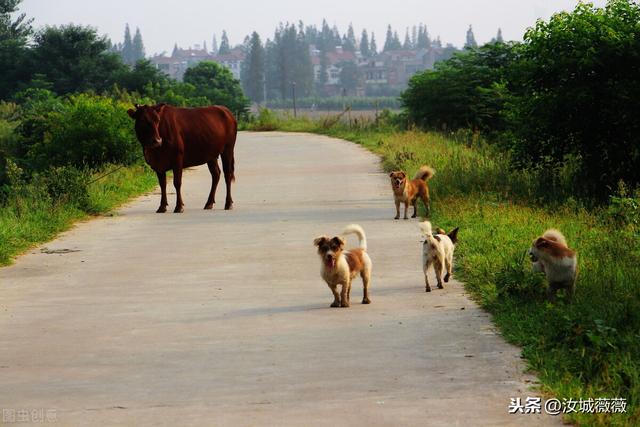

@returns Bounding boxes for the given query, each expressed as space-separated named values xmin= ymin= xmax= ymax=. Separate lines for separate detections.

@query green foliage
xmin=402 ymin=41 xmax=516 ymax=133
xmin=507 ymin=0 xmax=640 ymax=200
xmin=0 ymin=0 xmax=32 ymax=99
xmin=183 ymin=61 xmax=249 ymax=114
xmin=17 ymin=93 xmax=139 ymax=170
xmin=28 ymin=24 xmax=127 ymax=95
xmin=241 ymin=32 xmax=265 ymax=103
xmin=41 ymin=165 xmax=90 ymax=209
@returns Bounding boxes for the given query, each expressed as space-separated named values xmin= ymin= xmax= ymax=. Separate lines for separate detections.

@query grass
xmin=245 ymin=114 xmax=640 ymax=426
xmin=0 ymin=164 xmax=157 ymax=266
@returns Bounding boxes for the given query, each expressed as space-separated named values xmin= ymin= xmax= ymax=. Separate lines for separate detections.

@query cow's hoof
xmin=156 ymin=206 xmax=167 ymax=213
xmin=224 ymin=204 xmax=233 ymax=210
xmin=425 ymin=287 xmax=431 ymax=292
xmin=204 ymin=204 xmax=214 ymax=210
xmin=437 ymin=284 xmax=444 ymax=290
xmin=394 ymin=216 xmax=400 ymax=220
xmin=173 ymin=206 xmax=184 ymax=213
xmin=362 ymin=298 xmax=371 ymax=304
xmin=330 ymin=301 xmax=340 ymax=308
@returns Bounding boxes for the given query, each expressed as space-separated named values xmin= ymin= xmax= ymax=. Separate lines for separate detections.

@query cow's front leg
xmin=156 ymin=171 xmax=168 ymax=213
xmin=173 ymin=166 xmax=184 ymax=213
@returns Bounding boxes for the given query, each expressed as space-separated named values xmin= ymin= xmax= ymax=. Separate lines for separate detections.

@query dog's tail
xmin=414 ymin=165 xmax=435 ymax=181
xmin=542 ymin=229 xmax=567 ymax=247
xmin=419 ymin=221 xmax=433 ymax=236
xmin=342 ymin=224 xmax=367 ymax=250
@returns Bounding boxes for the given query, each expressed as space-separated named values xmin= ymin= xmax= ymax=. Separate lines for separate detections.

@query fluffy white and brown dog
xmin=419 ymin=221 xmax=459 ymax=292
xmin=528 ymin=229 xmax=577 ymax=301
xmin=389 ymin=165 xmax=435 ymax=220
xmin=314 ymin=224 xmax=372 ymax=308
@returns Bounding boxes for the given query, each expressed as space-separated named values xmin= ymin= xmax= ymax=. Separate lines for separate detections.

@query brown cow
xmin=127 ymin=104 xmax=237 ymax=213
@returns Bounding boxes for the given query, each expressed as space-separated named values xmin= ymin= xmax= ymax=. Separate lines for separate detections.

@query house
xmin=150 ymin=44 xmax=245 ymax=82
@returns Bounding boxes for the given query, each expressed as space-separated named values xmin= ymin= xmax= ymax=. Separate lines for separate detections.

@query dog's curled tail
xmin=342 ymin=224 xmax=367 ymax=250
xmin=419 ymin=221 xmax=433 ymax=236
xmin=414 ymin=165 xmax=435 ymax=181
xmin=542 ymin=229 xmax=568 ymax=247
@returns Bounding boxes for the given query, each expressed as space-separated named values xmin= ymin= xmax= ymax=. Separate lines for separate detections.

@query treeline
xmin=241 ymin=20 xmax=462 ymax=102
xmin=401 ymin=0 xmax=640 ymax=201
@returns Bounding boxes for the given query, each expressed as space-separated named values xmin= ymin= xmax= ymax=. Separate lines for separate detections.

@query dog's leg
xmin=424 ymin=273 xmax=432 ymax=292
xmin=422 ymin=194 xmax=430 ymax=216
xmin=546 ymin=282 xmax=559 ymax=302
xmin=444 ymin=255 xmax=452 ymax=283
xmin=403 ymin=201 xmax=409 ymax=220
xmin=411 ymin=199 xmax=418 ymax=218
xmin=361 ymin=268 xmax=372 ymax=304
xmin=394 ymin=199 xmax=401 ymax=220
xmin=435 ymin=259 xmax=444 ymax=289
xmin=329 ymin=284 xmax=341 ymax=308
xmin=341 ymin=281 xmax=351 ymax=307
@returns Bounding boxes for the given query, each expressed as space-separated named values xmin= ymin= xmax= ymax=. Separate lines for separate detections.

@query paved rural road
xmin=0 ymin=132 xmax=558 ymax=426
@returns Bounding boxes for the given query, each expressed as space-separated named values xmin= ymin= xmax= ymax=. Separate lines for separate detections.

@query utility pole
xmin=292 ymin=81 xmax=297 ymax=118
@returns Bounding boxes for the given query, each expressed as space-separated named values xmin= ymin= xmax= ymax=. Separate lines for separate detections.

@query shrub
xmin=41 ymin=165 xmax=90 ymax=210
xmin=19 ymin=93 xmax=140 ymax=170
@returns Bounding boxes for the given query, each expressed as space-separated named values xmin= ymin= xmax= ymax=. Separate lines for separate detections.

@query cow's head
xmin=127 ymin=104 xmax=166 ymax=148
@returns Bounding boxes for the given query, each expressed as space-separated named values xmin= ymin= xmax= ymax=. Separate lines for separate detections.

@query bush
xmin=18 ymin=92 xmax=140 ymax=170
xmin=506 ymin=0 xmax=640 ymax=200
xmin=42 ymin=166 xmax=90 ymax=209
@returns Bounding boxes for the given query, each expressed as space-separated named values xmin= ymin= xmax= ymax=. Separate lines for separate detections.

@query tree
xmin=383 ymin=25 xmax=402 ymax=51
xmin=122 ymin=23 xmax=133 ymax=65
xmin=417 ymin=24 xmax=431 ymax=49
xmin=211 ymin=34 xmax=218 ymax=55
xmin=132 ymin=27 xmax=145 ymax=62
xmin=359 ymin=29 xmax=370 ymax=57
xmin=403 ymin=27 xmax=412 ymax=49
xmin=338 ymin=61 xmax=361 ymax=95
xmin=183 ymin=61 xmax=248 ymax=113
xmin=241 ymin=31 xmax=265 ymax=103
xmin=29 ymin=25 xmax=127 ymax=95
xmin=116 ymin=59 xmax=167 ymax=94
xmin=495 ymin=28 xmax=504 ymax=43
xmin=465 ymin=25 xmax=478 ymax=49
xmin=370 ymin=32 xmax=377 ymax=55
xmin=218 ymin=30 xmax=230 ymax=55
xmin=0 ymin=0 xmax=33 ymax=99
xmin=344 ymin=23 xmax=357 ymax=52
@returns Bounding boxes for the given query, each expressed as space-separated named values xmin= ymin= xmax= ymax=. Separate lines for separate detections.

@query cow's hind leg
xmin=204 ymin=159 xmax=221 ymax=210
xmin=156 ymin=171 xmax=168 ymax=213
xmin=173 ymin=167 xmax=184 ymax=213
xmin=221 ymin=143 xmax=235 ymax=210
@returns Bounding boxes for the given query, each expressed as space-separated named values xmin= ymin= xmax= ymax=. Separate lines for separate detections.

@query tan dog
xmin=528 ymin=229 xmax=577 ymax=301
xmin=314 ymin=224 xmax=372 ymax=308
xmin=420 ymin=221 xmax=459 ymax=292
xmin=389 ymin=166 xmax=435 ymax=219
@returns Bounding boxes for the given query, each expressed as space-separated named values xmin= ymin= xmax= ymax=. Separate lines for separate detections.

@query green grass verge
xmin=246 ymin=118 xmax=640 ymax=426
xmin=0 ymin=164 xmax=157 ymax=266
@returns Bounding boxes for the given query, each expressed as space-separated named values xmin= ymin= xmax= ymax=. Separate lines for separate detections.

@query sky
xmin=18 ymin=0 xmax=608 ymax=56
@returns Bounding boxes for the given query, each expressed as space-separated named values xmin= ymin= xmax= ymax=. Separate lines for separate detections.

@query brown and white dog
xmin=420 ymin=221 xmax=459 ymax=292
xmin=314 ymin=224 xmax=372 ymax=308
xmin=389 ymin=166 xmax=435 ymax=219
xmin=528 ymin=229 xmax=577 ymax=301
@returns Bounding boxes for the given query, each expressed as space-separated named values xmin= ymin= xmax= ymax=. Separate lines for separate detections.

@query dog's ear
xmin=330 ymin=236 xmax=345 ymax=249
xmin=313 ymin=236 xmax=328 ymax=247
xmin=389 ymin=172 xmax=395 ymax=178
xmin=448 ymin=227 xmax=459 ymax=244
xmin=399 ymin=171 xmax=406 ymax=178
xmin=534 ymin=237 xmax=548 ymax=248
xmin=434 ymin=235 xmax=441 ymax=242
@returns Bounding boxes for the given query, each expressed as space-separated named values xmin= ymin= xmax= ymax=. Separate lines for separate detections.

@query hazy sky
xmin=18 ymin=0 xmax=607 ymax=56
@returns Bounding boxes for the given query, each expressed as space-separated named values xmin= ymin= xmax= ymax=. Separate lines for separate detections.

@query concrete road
xmin=0 ymin=132 xmax=558 ymax=426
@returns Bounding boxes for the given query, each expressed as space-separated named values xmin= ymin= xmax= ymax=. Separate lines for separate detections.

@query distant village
xmin=117 ymin=22 xmax=504 ymax=103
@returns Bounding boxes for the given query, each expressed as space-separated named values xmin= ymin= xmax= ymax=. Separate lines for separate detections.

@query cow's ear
xmin=156 ymin=103 xmax=166 ymax=115
xmin=127 ymin=109 xmax=137 ymax=119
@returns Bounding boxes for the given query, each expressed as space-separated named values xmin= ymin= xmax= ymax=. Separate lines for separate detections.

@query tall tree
xmin=403 ymin=27 xmax=412 ymax=49
xmin=132 ymin=27 xmax=145 ymax=62
xmin=465 ymin=25 xmax=478 ymax=49
xmin=359 ymin=29 xmax=370 ymax=57
xmin=241 ymin=31 xmax=265 ymax=103
xmin=411 ymin=25 xmax=418 ymax=47
xmin=211 ymin=34 xmax=218 ymax=55
xmin=218 ymin=30 xmax=230 ymax=55
xmin=370 ymin=32 xmax=377 ymax=55
xmin=344 ymin=23 xmax=357 ymax=51
xmin=29 ymin=24 xmax=127 ymax=95
xmin=417 ymin=24 xmax=431 ymax=49
xmin=0 ymin=0 xmax=33 ymax=99
xmin=122 ymin=23 xmax=133 ymax=65
xmin=383 ymin=25 xmax=402 ymax=51
xmin=495 ymin=28 xmax=504 ymax=43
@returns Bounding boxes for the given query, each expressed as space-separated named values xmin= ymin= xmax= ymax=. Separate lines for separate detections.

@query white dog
xmin=419 ymin=221 xmax=459 ymax=292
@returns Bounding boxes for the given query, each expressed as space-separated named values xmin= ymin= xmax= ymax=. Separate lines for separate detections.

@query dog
xmin=389 ymin=166 xmax=435 ymax=220
xmin=419 ymin=221 xmax=459 ymax=292
xmin=528 ymin=229 xmax=577 ymax=301
xmin=314 ymin=224 xmax=372 ymax=307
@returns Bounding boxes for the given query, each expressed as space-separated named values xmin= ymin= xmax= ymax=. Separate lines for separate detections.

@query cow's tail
xmin=223 ymin=113 xmax=237 ymax=182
